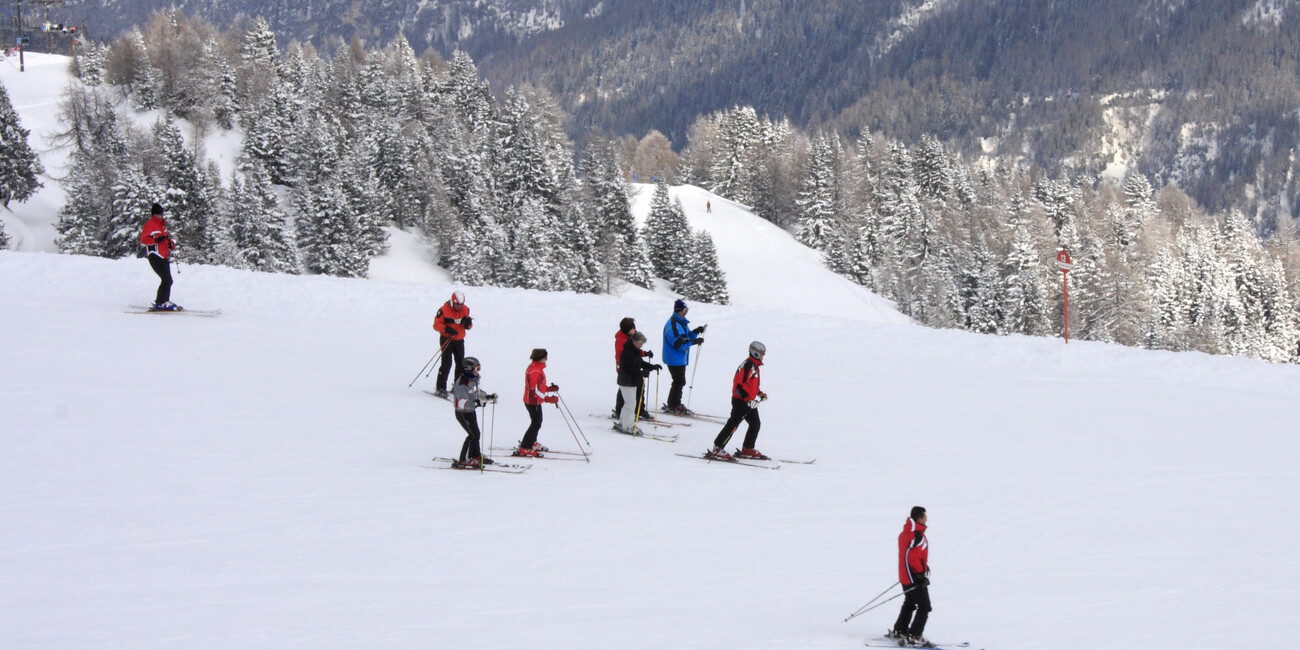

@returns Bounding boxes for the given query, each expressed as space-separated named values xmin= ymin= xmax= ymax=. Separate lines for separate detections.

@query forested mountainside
xmin=48 ymin=0 xmax=1300 ymax=229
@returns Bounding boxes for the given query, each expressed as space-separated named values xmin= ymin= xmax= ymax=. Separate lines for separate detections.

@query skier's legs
xmin=456 ymin=411 xmax=481 ymax=462
xmin=740 ymin=408 xmax=762 ymax=449
xmin=614 ymin=387 xmax=625 ymax=417
xmin=148 ymin=255 xmax=173 ymax=304
xmin=892 ymin=587 xmax=918 ymax=636
xmin=618 ymin=385 xmax=639 ymax=432
xmin=713 ymin=398 xmax=748 ymax=449
xmin=521 ymin=404 xmax=543 ymax=448
xmin=667 ymin=365 xmax=687 ymax=407
xmin=436 ymin=336 xmax=453 ymax=389
xmin=907 ymin=585 xmax=931 ymax=637
xmin=636 ymin=380 xmax=647 ymax=414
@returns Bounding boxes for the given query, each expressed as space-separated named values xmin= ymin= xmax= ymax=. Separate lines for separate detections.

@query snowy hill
xmin=2 ymin=250 xmax=1299 ymax=649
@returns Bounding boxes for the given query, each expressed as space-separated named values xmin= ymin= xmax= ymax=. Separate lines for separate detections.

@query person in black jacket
xmin=616 ymin=331 xmax=661 ymax=434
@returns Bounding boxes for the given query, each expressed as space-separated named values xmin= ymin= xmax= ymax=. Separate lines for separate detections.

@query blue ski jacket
xmin=661 ymin=312 xmax=700 ymax=367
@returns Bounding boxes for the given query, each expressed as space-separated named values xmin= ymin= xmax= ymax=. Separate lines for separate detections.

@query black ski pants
xmin=456 ymin=410 xmax=482 ymax=462
xmin=148 ymin=255 xmax=173 ymax=304
xmin=892 ymin=583 xmax=931 ymax=638
xmin=666 ymin=364 xmax=687 ymax=408
xmin=713 ymin=397 xmax=760 ymax=450
xmin=436 ymin=337 xmax=466 ymax=391
xmin=613 ymin=381 xmax=646 ymax=418
xmin=521 ymin=404 xmax=544 ymax=449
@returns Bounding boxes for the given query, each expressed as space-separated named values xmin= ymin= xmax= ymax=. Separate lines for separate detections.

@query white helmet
xmin=450 ymin=290 xmax=466 ymax=306
xmin=749 ymin=341 xmax=766 ymax=358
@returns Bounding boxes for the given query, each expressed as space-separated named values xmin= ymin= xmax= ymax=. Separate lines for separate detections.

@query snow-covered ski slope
xmin=629 ymin=184 xmax=908 ymax=323
xmin=3 ymin=249 xmax=1299 ymax=650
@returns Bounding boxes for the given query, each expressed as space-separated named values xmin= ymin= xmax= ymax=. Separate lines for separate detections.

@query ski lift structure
xmin=2 ymin=0 xmax=85 ymax=69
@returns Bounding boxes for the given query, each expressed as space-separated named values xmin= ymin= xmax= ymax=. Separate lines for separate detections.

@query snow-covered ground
xmin=2 ymin=247 xmax=1298 ymax=649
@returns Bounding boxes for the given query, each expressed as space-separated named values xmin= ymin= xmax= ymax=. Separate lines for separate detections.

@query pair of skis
xmin=428 ymin=456 xmax=530 ymax=474
xmin=488 ymin=446 xmax=589 ymax=462
xmin=126 ymin=305 xmax=222 ymax=317
xmin=864 ymin=637 xmax=971 ymax=649
xmin=675 ymin=449 xmax=815 ymax=469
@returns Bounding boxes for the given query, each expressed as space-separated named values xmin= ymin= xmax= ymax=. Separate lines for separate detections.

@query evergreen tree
xmin=580 ymin=138 xmax=653 ymax=289
xmin=0 ymin=80 xmax=44 ymax=209
xmin=295 ymin=178 xmax=367 ymax=278
xmin=1003 ymin=195 xmax=1050 ymax=336
xmin=642 ymin=181 xmax=692 ymax=284
xmin=151 ymin=116 xmax=220 ymax=262
xmin=796 ymin=131 xmax=841 ymax=251
xmin=677 ymin=229 xmax=730 ymax=305
xmin=126 ymin=29 xmax=158 ymax=111
xmin=228 ymin=161 xmax=300 ymax=273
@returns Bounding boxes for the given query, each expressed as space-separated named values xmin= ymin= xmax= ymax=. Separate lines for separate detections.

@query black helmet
xmin=463 ymin=356 xmax=481 ymax=372
xmin=749 ymin=341 xmax=766 ymax=358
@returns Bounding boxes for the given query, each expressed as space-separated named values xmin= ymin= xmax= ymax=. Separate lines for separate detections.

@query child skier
xmin=616 ymin=331 xmax=661 ymax=434
xmin=889 ymin=506 xmax=932 ymax=647
xmin=662 ymin=299 xmax=705 ymax=415
xmin=518 ymin=348 xmax=559 ymax=457
xmin=139 ymin=203 xmax=181 ymax=311
xmin=613 ymin=317 xmax=651 ymax=419
xmin=451 ymin=357 xmax=497 ymax=469
xmin=709 ymin=341 xmax=767 ymax=460
xmin=433 ymin=290 xmax=473 ymax=397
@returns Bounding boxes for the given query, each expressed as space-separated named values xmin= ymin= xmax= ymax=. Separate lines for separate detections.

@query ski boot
xmin=513 ymin=447 xmax=540 ymax=458
xmin=704 ymin=446 xmax=732 ymax=461
xmin=149 ymin=301 xmax=183 ymax=312
xmin=735 ymin=447 xmax=770 ymax=460
xmin=433 ymin=388 xmax=449 ymax=398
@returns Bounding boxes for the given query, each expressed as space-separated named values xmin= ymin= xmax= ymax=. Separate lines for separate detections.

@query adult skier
xmin=616 ymin=331 xmax=661 ymax=434
xmin=708 ymin=341 xmax=767 ymax=460
xmin=889 ymin=506 xmax=932 ymax=647
xmin=432 ymin=290 xmax=473 ymax=397
xmin=613 ymin=317 xmax=652 ymax=419
xmin=451 ymin=356 xmax=497 ymax=469
xmin=661 ymin=299 xmax=705 ymax=415
xmin=139 ymin=203 xmax=181 ymax=311
xmin=517 ymin=348 xmax=559 ymax=457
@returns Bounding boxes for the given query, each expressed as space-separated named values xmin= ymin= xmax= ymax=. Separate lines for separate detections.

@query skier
xmin=706 ymin=200 xmax=712 ymax=213
xmin=517 ymin=348 xmax=559 ymax=457
xmin=139 ymin=203 xmax=181 ymax=311
xmin=613 ymin=317 xmax=652 ymax=419
xmin=889 ymin=506 xmax=932 ymax=647
xmin=452 ymin=356 xmax=497 ymax=469
xmin=616 ymin=331 xmax=661 ymax=434
xmin=432 ymin=290 xmax=473 ymax=397
xmin=662 ymin=299 xmax=705 ymax=415
xmin=708 ymin=341 xmax=767 ymax=460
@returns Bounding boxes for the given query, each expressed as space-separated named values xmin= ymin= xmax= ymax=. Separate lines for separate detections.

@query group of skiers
xmin=137 ymin=202 xmax=935 ymax=647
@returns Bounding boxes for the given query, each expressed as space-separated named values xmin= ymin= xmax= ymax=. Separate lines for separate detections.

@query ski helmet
xmin=463 ymin=356 xmax=481 ymax=372
xmin=748 ymin=341 xmax=766 ymax=358
xmin=450 ymin=290 xmax=466 ymax=306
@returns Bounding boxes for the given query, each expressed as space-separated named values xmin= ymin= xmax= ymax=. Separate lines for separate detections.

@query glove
xmin=487 ymin=393 xmax=498 ymax=402
xmin=746 ymin=399 xmax=759 ymax=408
xmin=758 ymin=391 xmax=767 ymax=400
xmin=644 ymin=350 xmax=654 ymax=359
xmin=652 ymin=364 xmax=663 ymax=371
xmin=442 ymin=317 xmax=456 ymax=326
xmin=545 ymin=396 xmax=558 ymax=404
xmin=548 ymin=383 xmax=558 ymax=391
xmin=692 ymin=325 xmax=706 ymax=334
xmin=462 ymin=315 xmax=473 ymax=328
xmin=693 ymin=337 xmax=704 ymax=345
xmin=916 ymin=575 xmax=929 ymax=587
xmin=154 ymin=234 xmax=169 ymax=244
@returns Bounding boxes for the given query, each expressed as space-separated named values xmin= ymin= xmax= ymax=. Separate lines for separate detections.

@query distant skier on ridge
xmin=139 ymin=202 xmax=181 ymax=311
xmin=432 ymin=290 xmax=472 ymax=397
xmin=662 ymin=299 xmax=705 ymax=415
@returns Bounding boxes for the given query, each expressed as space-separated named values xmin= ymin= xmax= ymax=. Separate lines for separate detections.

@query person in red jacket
xmin=709 ymin=341 xmax=767 ymax=460
xmin=432 ymin=290 xmax=472 ymax=396
xmin=139 ymin=202 xmax=181 ymax=311
xmin=517 ymin=348 xmax=559 ymax=457
xmin=890 ymin=506 xmax=932 ymax=646
xmin=612 ymin=317 xmax=651 ymax=419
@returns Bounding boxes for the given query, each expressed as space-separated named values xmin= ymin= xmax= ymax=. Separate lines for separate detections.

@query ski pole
xmin=557 ymin=396 xmax=590 ymax=448
xmin=631 ymin=374 xmax=646 ymax=435
xmin=489 ymin=399 xmax=496 ymax=468
xmin=843 ymin=586 xmax=916 ymax=622
xmin=555 ymin=396 xmax=591 ymax=462
xmin=653 ymin=368 xmax=661 ymax=423
xmin=686 ymin=336 xmax=704 ymax=409
xmin=408 ymin=345 xmax=443 ymax=388
xmin=842 ymin=582 xmax=899 ymax=622
xmin=424 ymin=337 xmax=452 ymax=380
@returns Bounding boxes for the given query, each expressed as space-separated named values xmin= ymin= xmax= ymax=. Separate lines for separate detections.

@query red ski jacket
xmin=614 ymin=330 xmax=648 ymax=370
xmin=523 ymin=361 xmax=558 ymax=405
xmin=731 ymin=356 xmax=763 ymax=401
xmin=433 ymin=301 xmax=471 ymax=341
xmin=898 ymin=517 xmax=929 ymax=586
xmin=139 ymin=215 xmax=174 ymax=259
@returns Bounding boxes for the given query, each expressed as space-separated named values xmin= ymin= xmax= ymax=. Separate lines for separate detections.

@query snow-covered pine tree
xmin=0 ymin=80 xmax=44 ymax=210
xmin=54 ymin=89 xmax=136 ymax=257
xmin=295 ymin=177 xmax=367 ymax=278
xmin=677 ymin=229 xmax=730 ymax=305
xmin=511 ymin=197 xmax=562 ymax=290
xmin=239 ymin=17 xmax=279 ymax=109
xmin=709 ymin=106 xmax=762 ymax=205
xmin=796 ymin=131 xmax=842 ymax=251
xmin=1002 ymin=194 xmax=1050 ymax=336
xmin=913 ymin=135 xmax=953 ymax=201
xmin=125 ymin=29 xmax=158 ymax=111
xmin=337 ymin=134 xmax=390 ymax=261
xmin=642 ymin=181 xmax=692 ymax=284
xmin=151 ymin=116 xmax=220 ymax=262
xmin=228 ymin=161 xmax=300 ymax=273
xmin=75 ymin=42 xmax=107 ymax=87
xmin=579 ymin=138 xmax=653 ymax=289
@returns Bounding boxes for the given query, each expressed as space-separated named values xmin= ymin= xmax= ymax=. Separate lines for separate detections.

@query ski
xmin=592 ymin=413 xmax=679 ymax=428
xmin=732 ymin=449 xmax=816 ymax=465
xmin=425 ymin=464 xmax=529 ymax=474
xmin=675 ymin=452 xmax=780 ymax=470
xmin=660 ymin=409 xmax=727 ymax=424
xmin=490 ymin=446 xmax=590 ymax=458
xmin=864 ymin=638 xmax=970 ymax=649
xmin=126 ymin=306 xmax=221 ymax=317
xmin=431 ymin=456 xmax=531 ymax=471
xmin=499 ymin=450 xmax=588 ymax=462
xmin=423 ymin=390 xmax=451 ymax=401
xmin=610 ymin=424 xmax=678 ymax=442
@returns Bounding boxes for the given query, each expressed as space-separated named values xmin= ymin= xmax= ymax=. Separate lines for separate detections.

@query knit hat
xmin=674 ymin=299 xmax=687 ymax=312
xmin=151 ymin=203 xmax=164 ymax=215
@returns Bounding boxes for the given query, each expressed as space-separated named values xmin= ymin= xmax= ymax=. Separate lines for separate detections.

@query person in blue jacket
xmin=662 ymin=299 xmax=706 ymax=415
